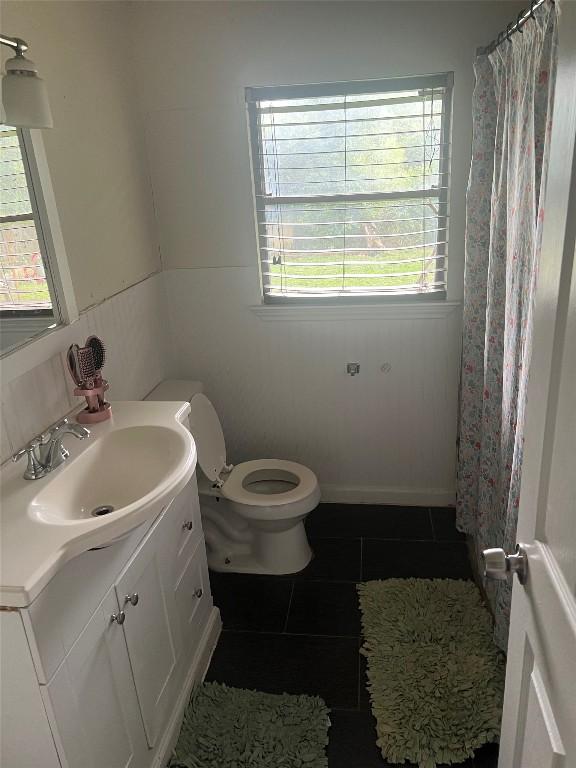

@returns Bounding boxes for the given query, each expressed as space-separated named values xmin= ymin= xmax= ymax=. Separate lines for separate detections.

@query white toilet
xmin=146 ymin=380 xmax=320 ymax=575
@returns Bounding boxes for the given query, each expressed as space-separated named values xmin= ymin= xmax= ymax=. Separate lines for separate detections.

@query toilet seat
xmin=221 ymin=459 xmax=318 ymax=516
xmin=189 ymin=392 xmax=320 ymax=522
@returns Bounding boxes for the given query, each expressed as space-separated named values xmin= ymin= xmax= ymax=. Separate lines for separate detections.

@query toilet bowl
xmin=188 ymin=393 xmax=320 ymax=575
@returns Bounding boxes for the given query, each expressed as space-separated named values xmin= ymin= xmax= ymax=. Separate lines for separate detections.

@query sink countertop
xmin=0 ymin=401 xmax=196 ymax=608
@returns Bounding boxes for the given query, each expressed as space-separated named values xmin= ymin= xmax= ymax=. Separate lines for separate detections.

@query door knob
xmin=482 ymin=544 xmax=528 ymax=585
xmin=124 ymin=592 xmax=139 ymax=606
xmin=194 ymin=588 xmax=203 ymax=599
xmin=182 ymin=521 xmax=194 ymax=531
xmin=110 ymin=611 xmax=126 ymax=625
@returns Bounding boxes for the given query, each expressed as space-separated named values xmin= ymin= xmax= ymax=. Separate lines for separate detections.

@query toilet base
xmin=199 ymin=492 xmax=315 ymax=576
xmin=207 ymin=549 xmax=313 ymax=576
xmin=202 ymin=504 xmax=313 ymax=575
xmin=207 ymin=547 xmax=313 ymax=576
xmin=206 ymin=522 xmax=313 ymax=575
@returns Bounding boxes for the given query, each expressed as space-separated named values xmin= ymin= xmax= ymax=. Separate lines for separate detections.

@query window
xmin=246 ymin=74 xmax=452 ymax=303
xmin=0 ymin=125 xmax=55 ymax=317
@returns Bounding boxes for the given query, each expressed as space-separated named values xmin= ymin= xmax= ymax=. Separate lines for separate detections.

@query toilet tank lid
xmin=145 ymin=380 xmax=204 ymax=403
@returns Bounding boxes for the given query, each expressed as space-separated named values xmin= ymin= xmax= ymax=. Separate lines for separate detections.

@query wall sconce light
xmin=1 ymin=34 xmax=53 ymax=128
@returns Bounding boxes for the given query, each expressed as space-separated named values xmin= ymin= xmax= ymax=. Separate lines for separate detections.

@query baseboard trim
xmin=319 ymin=484 xmax=455 ymax=507
xmin=154 ymin=606 xmax=222 ymax=768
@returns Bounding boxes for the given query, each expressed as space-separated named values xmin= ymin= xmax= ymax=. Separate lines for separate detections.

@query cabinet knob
xmin=124 ymin=592 xmax=139 ymax=606
xmin=182 ymin=521 xmax=194 ymax=531
xmin=194 ymin=588 xmax=203 ymax=599
xmin=110 ymin=611 xmax=126 ymax=625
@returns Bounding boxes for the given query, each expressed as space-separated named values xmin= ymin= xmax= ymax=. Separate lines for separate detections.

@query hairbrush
xmin=76 ymin=346 xmax=96 ymax=389
xmin=85 ymin=336 xmax=106 ymax=385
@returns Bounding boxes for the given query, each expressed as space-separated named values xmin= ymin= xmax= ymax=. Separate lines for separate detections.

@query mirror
xmin=0 ymin=124 xmax=61 ymax=354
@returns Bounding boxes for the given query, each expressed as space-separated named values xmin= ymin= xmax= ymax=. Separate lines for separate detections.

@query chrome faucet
xmin=12 ymin=418 xmax=90 ymax=480
xmin=39 ymin=419 xmax=90 ymax=471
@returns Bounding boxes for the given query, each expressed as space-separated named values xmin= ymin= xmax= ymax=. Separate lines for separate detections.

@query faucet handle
xmin=40 ymin=418 xmax=69 ymax=442
xmin=39 ymin=418 xmax=90 ymax=472
xmin=12 ymin=438 xmax=46 ymax=480
xmin=12 ymin=436 xmax=40 ymax=459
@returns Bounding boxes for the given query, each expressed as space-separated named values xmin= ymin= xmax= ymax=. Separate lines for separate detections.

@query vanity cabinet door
xmin=114 ymin=515 xmax=180 ymax=750
xmin=43 ymin=587 xmax=149 ymax=768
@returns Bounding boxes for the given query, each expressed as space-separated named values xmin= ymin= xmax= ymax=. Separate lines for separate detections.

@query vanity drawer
xmin=173 ymin=473 xmax=203 ymax=583
xmin=174 ymin=537 xmax=213 ymax=657
xmin=24 ymin=519 xmax=154 ymax=684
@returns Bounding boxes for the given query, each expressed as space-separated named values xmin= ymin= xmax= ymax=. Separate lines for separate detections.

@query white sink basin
xmin=0 ymin=401 xmax=196 ymax=607
xmin=30 ymin=425 xmax=188 ymax=525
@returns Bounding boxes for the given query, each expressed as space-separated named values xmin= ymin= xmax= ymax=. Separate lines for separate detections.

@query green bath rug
xmin=357 ymin=579 xmax=505 ymax=768
xmin=173 ymin=681 xmax=330 ymax=767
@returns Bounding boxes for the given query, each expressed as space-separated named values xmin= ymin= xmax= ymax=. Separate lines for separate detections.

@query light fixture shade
xmin=2 ymin=55 xmax=53 ymax=128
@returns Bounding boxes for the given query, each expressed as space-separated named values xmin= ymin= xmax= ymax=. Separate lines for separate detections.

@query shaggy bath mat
xmin=173 ymin=681 xmax=330 ymax=767
xmin=357 ymin=579 xmax=505 ymax=768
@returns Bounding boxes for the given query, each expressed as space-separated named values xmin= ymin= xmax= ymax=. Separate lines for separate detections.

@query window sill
xmin=249 ymin=301 xmax=462 ymax=322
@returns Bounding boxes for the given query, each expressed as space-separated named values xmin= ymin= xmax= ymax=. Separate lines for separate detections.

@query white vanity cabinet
xmin=113 ymin=485 xmax=211 ymax=750
xmin=0 ymin=475 xmax=221 ymax=768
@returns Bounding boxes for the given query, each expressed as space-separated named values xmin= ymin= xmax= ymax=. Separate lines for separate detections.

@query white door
xmin=494 ymin=6 xmax=576 ymax=766
xmin=43 ymin=587 xmax=149 ymax=768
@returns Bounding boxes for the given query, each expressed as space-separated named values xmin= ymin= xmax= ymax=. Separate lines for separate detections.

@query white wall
xmin=164 ymin=268 xmax=462 ymax=505
xmin=2 ymin=0 xmax=161 ymax=311
xmin=0 ymin=1 xmax=524 ymax=502
xmin=1 ymin=2 xmax=170 ymax=460
xmin=130 ymin=1 xmax=521 ymax=504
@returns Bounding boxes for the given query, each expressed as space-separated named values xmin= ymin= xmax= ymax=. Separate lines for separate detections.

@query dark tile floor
xmin=206 ymin=504 xmax=498 ymax=768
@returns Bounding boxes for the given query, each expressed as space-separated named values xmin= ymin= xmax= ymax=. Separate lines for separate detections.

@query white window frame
xmin=1 ymin=129 xmax=77 ymax=355
xmin=246 ymin=73 xmax=453 ymax=306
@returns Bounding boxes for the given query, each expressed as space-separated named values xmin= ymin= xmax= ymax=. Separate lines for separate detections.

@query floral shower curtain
xmin=456 ymin=1 xmax=558 ymax=650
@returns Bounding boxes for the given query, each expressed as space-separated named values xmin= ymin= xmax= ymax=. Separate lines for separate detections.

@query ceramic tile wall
xmin=1 ymin=274 xmax=171 ymax=463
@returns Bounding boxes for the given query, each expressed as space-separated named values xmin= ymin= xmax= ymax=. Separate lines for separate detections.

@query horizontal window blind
xmin=246 ymin=74 xmax=452 ymax=302
xmin=0 ymin=125 xmax=52 ymax=312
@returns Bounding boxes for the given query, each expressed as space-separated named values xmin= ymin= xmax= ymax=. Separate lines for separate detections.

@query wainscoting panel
xmin=1 ymin=274 xmax=171 ymax=462
xmin=164 ymin=267 xmax=461 ymax=505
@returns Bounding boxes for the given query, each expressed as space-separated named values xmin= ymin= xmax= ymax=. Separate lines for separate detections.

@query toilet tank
xmin=145 ymin=379 xmax=204 ymax=436
xmin=145 ymin=380 xmax=204 ymax=405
